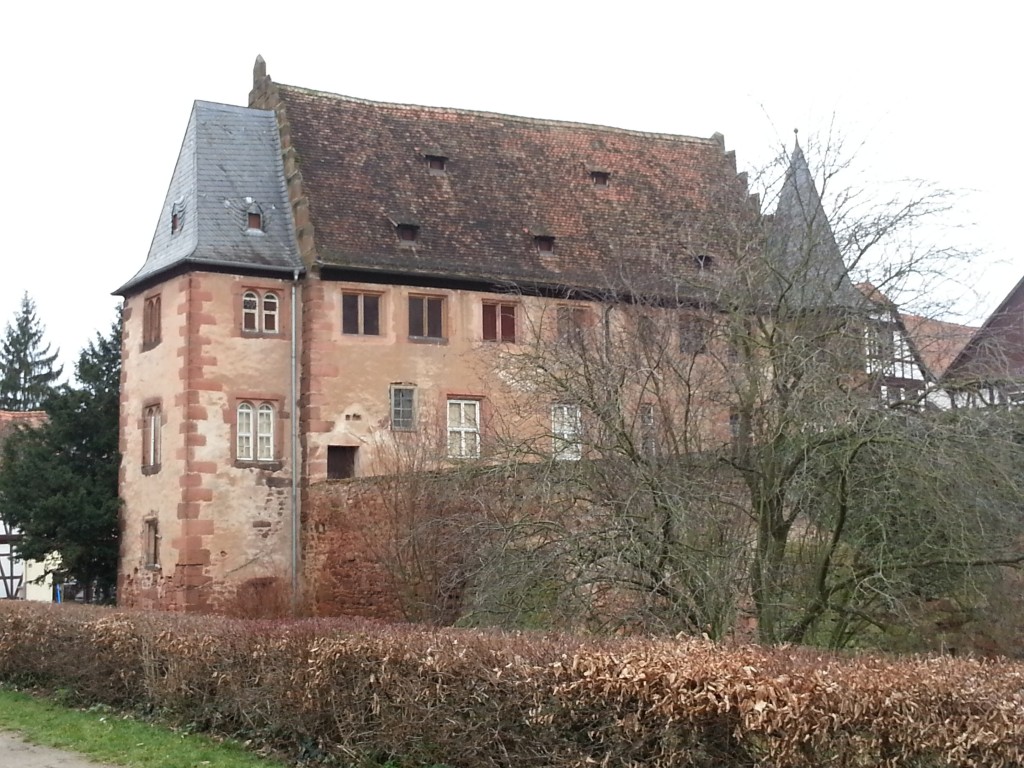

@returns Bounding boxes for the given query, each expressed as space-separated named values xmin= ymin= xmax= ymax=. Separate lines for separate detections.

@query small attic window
xmin=694 ymin=254 xmax=714 ymax=270
xmin=425 ymin=155 xmax=447 ymax=173
xmin=590 ymin=171 xmax=610 ymax=187
xmin=396 ymin=224 xmax=419 ymax=243
xmin=245 ymin=200 xmax=266 ymax=234
xmin=535 ymin=235 xmax=555 ymax=254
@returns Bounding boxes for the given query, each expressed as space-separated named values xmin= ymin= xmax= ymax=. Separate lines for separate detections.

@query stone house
xmin=116 ymin=57 xmax=893 ymax=615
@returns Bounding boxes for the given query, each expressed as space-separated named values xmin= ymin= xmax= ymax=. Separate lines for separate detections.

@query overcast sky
xmin=1 ymin=1 xmax=1017 ymax=376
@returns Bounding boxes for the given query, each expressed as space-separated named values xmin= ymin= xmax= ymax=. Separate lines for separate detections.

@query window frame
xmin=447 ymin=398 xmax=481 ymax=459
xmin=408 ymin=295 xmax=446 ymax=341
xmin=142 ymin=294 xmax=161 ymax=350
xmin=142 ymin=404 xmax=161 ymax=474
xmin=342 ymin=291 xmax=382 ymax=336
xmin=242 ymin=290 xmax=281 ymax=336
xmin=482 ymin=301 xmax=517 ymax=343
xmin=639 ymin=402 xmax=657 ymax=457
xmin=235 ymin=399 xmax=279 ymax=465
xmin=551 ymin=404 xmax=582 ymax=461
xmin=143 ymin=518 xmax=160 ymax=569
xmin=679 ymin=314 xmax=712 ymax=356
xmin=556 ymin=306 xmax=589 ymax=347
xmin=390 ymin=385 xmax=416 ymax=431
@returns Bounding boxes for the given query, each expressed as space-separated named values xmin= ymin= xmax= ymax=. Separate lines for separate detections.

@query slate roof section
xmin=273 ymin=84 xmax=757 ymax=296
xmin=765 ymin=141 xmax=862 ymax=311
xmin=116 ymin=101 xmax=302 ymax=296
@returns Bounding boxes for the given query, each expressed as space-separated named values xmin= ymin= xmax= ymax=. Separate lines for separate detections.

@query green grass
xmin=0 ymin=688 xmax=288 ymax=768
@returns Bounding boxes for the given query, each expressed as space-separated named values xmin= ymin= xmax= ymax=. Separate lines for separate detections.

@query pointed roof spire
xmin=765 ymin=135 xmax=861 ymax=311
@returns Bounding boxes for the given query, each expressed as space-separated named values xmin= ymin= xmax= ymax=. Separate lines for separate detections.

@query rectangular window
xmin=409 ymin=295 xmax=445 ymax=340
xmin=144 ymin=518 xmax=159 ymax=567
xmin=551 ymin=404 xmax=582 ymax=461
xmin=342 ymin=292 xmax=381 ymax=336
xmin=390 ymin=385 xmax=416 ymax=430
xmin=556 ymin=306 xmax=588 ymax=346
xmin=679 ymin=315 xmax=711 ymax=356
xmin=142 ymin=405 xmax=160 ymax=471
xmin=639 ymin=403 xmax=656 ymax=457
xmin=447 ymin=399 xmax=480 ymax=458
xmin=483 ymin=302 xmax=516 ymax=342
xmin=143 ymin=295 xmax=161 ymax=349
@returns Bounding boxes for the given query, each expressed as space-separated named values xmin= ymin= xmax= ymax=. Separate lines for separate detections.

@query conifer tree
xmin=0 ymin=316 xmax=121 ymax=598
xmin=0 ymin=293 xmax=62 ymax=410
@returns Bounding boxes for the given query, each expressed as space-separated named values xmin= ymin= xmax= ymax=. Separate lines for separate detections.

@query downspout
xmin=290 ymin=269 xmax=300 ymax=612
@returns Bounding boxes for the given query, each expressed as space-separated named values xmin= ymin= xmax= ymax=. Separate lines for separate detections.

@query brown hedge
xmin=0 ymin=602 xmax=1021 ymax=767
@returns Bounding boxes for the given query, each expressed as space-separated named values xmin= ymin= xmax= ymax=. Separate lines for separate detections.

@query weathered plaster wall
xmin=119 ymin=277 xmax=190 ymax=609
xmin=120 ymin=272 xmax=298 ymax=612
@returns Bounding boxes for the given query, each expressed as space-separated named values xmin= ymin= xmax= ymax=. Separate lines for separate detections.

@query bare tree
xmin=472 ymin=135 xmax=1024 ymax=648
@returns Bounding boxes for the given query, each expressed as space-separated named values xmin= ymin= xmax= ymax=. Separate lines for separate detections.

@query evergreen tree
xmin=0 ymin=293 xmax=62 ymax=410
xmin=0 ymin=315 xmax=121 ymax=598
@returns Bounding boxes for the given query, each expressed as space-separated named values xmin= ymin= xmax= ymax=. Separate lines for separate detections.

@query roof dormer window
xmin=245 ymin=199 xmax=265 ymax=234
xmin=694 ymin=254 xmax=714 ymax=270
xmin=590 ymin=170 xmax=610 ymax=187
xmin=396 ymin=223 xmax=419 ymax=243
xmin=425 ymin=154 xmax=447 ymax=173
xmin=535 ymin=235 xmax=555 ymax=254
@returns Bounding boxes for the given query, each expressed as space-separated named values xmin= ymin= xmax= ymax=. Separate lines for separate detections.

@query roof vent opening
xmin=170 ymin=200 xmax=185 ymax=235
xmin=694 ymin=254 xmax=714 ymax=270
xmin=535 ymin=235 xmax=556 ymax=254
xmin=590 ymin=170 xmax=610 ymax=187
xmin=425 ymin=154 xmax=447 ymax=173
xmin=396 ymin=223 xmax=420 ymax=243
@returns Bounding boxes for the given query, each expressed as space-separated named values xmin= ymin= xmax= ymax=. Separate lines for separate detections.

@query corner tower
xmin=115 ymin=100 xmax=303 ymax=612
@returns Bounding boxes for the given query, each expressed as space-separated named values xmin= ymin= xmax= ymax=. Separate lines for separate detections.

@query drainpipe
xmin=290 ymin=269 xmax=300 ymax=612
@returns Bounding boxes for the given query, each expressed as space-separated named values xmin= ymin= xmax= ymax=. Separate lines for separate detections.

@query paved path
xmin=0 ymin=730 xmax=118 ymax=767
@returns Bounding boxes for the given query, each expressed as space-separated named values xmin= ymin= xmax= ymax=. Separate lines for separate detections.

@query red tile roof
xmin=275 ymin=85 xmax=758 ymax=294
xmin=900 ymin=313 xmax=978 ymax=380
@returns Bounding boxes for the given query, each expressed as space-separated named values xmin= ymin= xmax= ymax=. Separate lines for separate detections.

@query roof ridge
xmin=276 ymin=83 xmax=721 ymax=145
xmin=194 ymin=99 xmax=271 ymax=114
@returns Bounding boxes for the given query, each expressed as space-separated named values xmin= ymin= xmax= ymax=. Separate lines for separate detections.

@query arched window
xmin=262 ymin=292 xmax=278 ymax=333
xmin=237 ymin=401 xmax=276 ymax=462
xmin=237 ymin=402 xmax=254 ymax=460
xmin=142 ymin=404 xmax=161 ymax=470
xmin=241 ymin=290 xmax=281 ymax=334
xmin=242 ymin=291 xmax=259 ymax=333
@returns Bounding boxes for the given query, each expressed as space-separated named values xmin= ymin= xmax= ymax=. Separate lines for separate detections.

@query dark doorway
xmin=327 ymin=446 xmax=357 ymax=479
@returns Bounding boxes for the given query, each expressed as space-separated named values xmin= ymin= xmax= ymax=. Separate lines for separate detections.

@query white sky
xmin=1 ymin=1 xmax=1017 ymax=376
